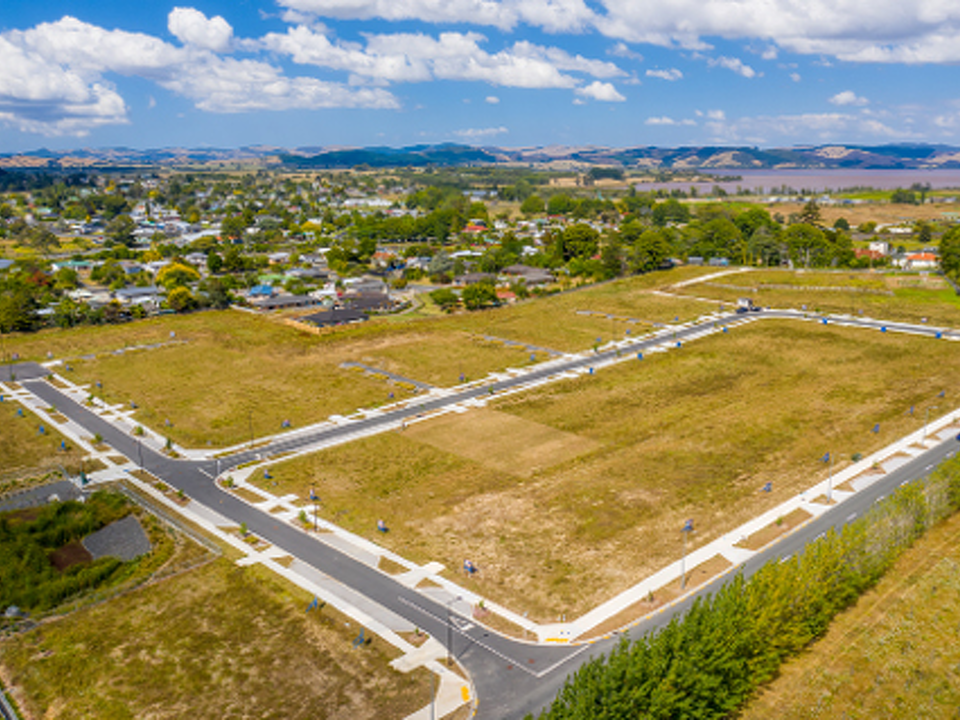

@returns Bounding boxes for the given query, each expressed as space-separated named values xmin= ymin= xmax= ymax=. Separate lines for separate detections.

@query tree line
xmin=533 ymin=455 xmax=960 ymax=719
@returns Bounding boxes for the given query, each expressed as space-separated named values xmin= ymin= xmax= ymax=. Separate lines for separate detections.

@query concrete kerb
xmin=568 ymin=406 xmax=960 ymax=640
xmin=118 ymin=470 xmax=470 ymax=718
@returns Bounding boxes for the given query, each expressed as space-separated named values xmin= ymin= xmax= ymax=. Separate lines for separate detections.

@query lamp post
xmin=309 ymin=487 xmax=319 ymax=532
xmin=827 ymin=451 xmax=834 ymax=503
xmin=680 ymin=519 xmax=693 ymax=589
xmin=924 ymin=406 xmax=940 ymax=445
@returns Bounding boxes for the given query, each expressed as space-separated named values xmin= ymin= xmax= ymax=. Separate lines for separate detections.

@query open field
xmin=27 ymin=310 xmax=546 ymax=448
xmin=768 ymin=200 xmax=958 ymax=227
xmin=443 ymin=266 xmax=720 ymax=353
xmin=741 ymin=506 xmax=960 ymax=719
xmin=253 ymin=320 xmax=960 ymax=620
xmin=0 ymin=400 xmax=86 ymax=483
xmin=2 ymin=268 xmax=718 ymax=448
xmin=0 ymin=558 xmax=429 ymax=720
xmin=677 ymin=269 xmax=960 ymax=328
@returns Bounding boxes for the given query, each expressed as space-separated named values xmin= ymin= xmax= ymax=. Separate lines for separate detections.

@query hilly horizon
xmin=3 ymin=142 xmax=960 ymax=172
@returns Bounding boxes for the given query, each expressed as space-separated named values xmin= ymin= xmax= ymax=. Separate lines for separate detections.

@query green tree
xmin=166 ymin=286 xmax=197 ymax=313
xmin=520 ymin=195 xmax=545 ymax=216
xmin=784 ymin=223 xmax=828 ymax=267
xmin=206 ymin=251 xmax=223 ymax=274
xmin=220 ymin=215 xmax=247 ymax=240
xmin=156 ymin=262 xmax=201 ymax=291
xmin=429 ymin=287 xmax=459 ymax=312
xmin=106 ymin=214 xmax=136 ymax=246
xmin=558 ymin=223 xmax=600 ymax=262
xmin=940 ymin=226 xmax=960 ymax=278
xmin=628 ymin=229 xmax=673 ymax=274
xmin=462 ymin=282 xmax=497 ymax=310
xmin=797 ymin=200 xmax=822 ymax=226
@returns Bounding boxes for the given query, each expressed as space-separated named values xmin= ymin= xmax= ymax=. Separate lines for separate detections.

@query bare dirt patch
xmin=404 ymin=408 xmax=599 ymax=478
xmin=735 ymin=508 xmax=813 ymax=551
xmin=49 ymin=540 xmax=93 ymax=572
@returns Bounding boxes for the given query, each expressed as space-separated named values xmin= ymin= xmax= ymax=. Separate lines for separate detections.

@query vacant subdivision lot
xmin=676 ymin=269 xmax=960 ymax=328
xmin=3 ymin=268 xmax=716 ymax=449
xmin=255 ymin=320 xmax=960 ymax=620
xmin=0 ymin=399 xmax=86 ymax=482
xmin=741 ymin=506 xmax=960 ymax=719
xmin=0 ymin=558 xmax=429 ymax=720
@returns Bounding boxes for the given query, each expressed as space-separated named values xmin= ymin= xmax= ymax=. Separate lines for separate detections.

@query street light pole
xmin=924 ymin=406 xmax=940 ymax=445
xmin=680 ymin=519 xmax=693 ymax=589
xmin=827 ymin=451 xmax=833 ymax=503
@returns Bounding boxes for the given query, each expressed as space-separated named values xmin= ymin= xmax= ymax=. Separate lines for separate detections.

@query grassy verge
xmin=253 ymin=319 xmax=960 ymax=620
xmin=741 ymin=494 xmax=960 ymax=718
xmin=0 ymin=559 xmax=429 ymax=720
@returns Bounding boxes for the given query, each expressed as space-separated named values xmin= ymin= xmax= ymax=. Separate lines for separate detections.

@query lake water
xmin=637 ymin=169 xmax=960 ymax=195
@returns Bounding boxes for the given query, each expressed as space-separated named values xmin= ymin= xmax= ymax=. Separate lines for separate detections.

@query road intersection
xmin=7 ymin=306 xmax=960 ymax=718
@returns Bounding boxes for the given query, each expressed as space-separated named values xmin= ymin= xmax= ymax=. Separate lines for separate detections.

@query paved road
xmin=14 ymin=308 xmax=960 ymax=718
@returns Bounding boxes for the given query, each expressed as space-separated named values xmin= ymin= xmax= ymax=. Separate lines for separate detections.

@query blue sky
xmin=2 ymin=0 xmax=960 ymax=152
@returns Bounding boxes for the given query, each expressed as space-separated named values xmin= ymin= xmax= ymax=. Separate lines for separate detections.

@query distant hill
xmin=3 ymin=143 xmax=960 ymax=170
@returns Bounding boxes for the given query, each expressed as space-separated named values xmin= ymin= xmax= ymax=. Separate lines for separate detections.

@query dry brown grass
xmin=0 ymin=559 xmax=430 ymax=720
xmin=741 ymin=508 xmax=960 ymax=719
xmin=676 ymin=269 xmax=960 ymax=328
xmin=378 ymin=556 xmax=408 ymax=575
xmin=253 ymin=319 xmax=960 ymax=620
xmin=735 ymin=508 xmax=813 ymax=551
xmin=0 ymin=400 xmax=87 ymax=481
xmin=404 ymin=409 xmax=599 ymax=478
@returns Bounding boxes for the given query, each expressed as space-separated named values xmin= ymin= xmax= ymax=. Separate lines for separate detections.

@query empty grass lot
xmin=27 ymin=311 xmax=544 ymax=448
xmin=0 ymin=558 xmax=429 ymax=720
xmin=1 ymin=268 xmax=718 ymax=449
xmin=741 ymin=507 xmax=960 ymax=719
xmin=676 ymin=269 xmax=960 ymax=328
xmin=0 ymin=400 xmax=86 ymax=482
xmin=254 ymin=320 xmax=960 ymax=620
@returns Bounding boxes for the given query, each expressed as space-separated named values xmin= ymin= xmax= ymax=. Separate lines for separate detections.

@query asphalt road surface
xmin=14 ymin=309 xmax=960 ymax=718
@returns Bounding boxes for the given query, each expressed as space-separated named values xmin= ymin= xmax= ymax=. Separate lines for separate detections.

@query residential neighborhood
xmin=2 ymin=166 xmax=958 ymax=336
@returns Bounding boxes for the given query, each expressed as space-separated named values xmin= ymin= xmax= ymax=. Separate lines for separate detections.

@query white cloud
xmin=645 ymin=116 xmax=695 ymax=126
xmin=608 ymin=42 xmax=642 ymax=61
xmin=645 ymin=68 xmax=682 ymax=81
xmin=708 ymin=56 xmax=757 ymax=78
xmin=277 ymin=0 xmax=595 ymax=32
xmin=704 ymin=111 xmax=904 ymax=143
xmin=592 ymin=1 xmax=960 ymax=65
xmin=706 ymin=109 xmax=725 ymax=121
xmin=168 ymin=7 xmax=233 ymax=52
xmin=485 ymin=95 xmax=500 ymax=103
xmin=0 ymin=15 xmax=398 ymax=135
xmin=829 ymin=90 xmax=869 ymax=106
xmin=453 ymin=125 xmax=508 ymax=139
xmin=761 ymin=46 xmax=778 ymax=60
xmin=790 ymin=72 xmax=801 ymax=82
xmin=575 ymin=80 xmax=625 ymax=102
xmin=262 ymin=27 xmax=623 ymax=90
